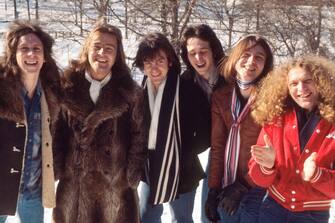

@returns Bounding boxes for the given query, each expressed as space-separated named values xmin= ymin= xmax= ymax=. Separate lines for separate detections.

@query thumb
xmin=307 ymin=152 xmax=317 ymax=161
xmin=263 ymin=134 xmax=273 ymax=148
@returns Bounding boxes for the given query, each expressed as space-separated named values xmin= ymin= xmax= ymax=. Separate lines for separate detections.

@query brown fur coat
xmin=52 ymin=70 xmax=147 ymax=223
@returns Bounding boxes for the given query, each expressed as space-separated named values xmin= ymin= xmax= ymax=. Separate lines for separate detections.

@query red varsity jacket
xmin=249 ymin=110 xmax=335 ymax=212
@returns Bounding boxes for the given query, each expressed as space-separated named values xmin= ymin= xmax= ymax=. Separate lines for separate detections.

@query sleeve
xmin=248 ymin=127 xmax=278 ymax=188
xmin=208 ymin=93 xmax=228 ymax=188
xmin=308 ymin=139 xmax=335 ymax=198
xmin=309 ymin=167 xmax=335 ymax=198
xmin=126 ymin=88 xmax=148 ymax=188
xmin=52 ymin=108 xmax=71 ymax=180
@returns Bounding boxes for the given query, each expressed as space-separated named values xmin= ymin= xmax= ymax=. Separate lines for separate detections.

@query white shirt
xmin=85 ymin=72 xmax=111 ymax=104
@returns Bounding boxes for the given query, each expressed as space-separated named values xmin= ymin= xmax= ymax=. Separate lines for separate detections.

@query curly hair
xmin=252 ymin=55 xmax=335 ymax=125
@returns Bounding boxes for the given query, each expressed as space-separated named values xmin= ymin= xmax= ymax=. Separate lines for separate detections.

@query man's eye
xmin=20 ymin=47 xmax=29 ymax=52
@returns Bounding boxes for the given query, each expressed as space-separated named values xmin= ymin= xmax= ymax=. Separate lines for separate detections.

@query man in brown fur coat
xmin=52 ymin=21 xmax=147 ymax=223
xmin=0 ymin=20 xmax=61 ymax=223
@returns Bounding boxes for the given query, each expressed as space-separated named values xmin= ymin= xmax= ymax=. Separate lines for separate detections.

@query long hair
xmin=252 ymin=55 xmax=335 ymax=125
xmin=1 ymin=19 xmax=59 ymax=85
xmin=180 ymin=24 xmax=224 ymax=71
xmin=222 ymin=35 xmax=273 ymax=84
xmin=68 ymin=20 xmax=130 ymax=79
xmin=133 ymin=32 xmax=181 ymax=75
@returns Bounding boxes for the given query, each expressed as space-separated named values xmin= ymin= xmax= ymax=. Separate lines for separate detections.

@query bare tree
xmin=26 ymin=0 xmax=31 ymax=20
xmin=14 ymin=0 xmax=19 ymax=19
xmin=35 ymin=0 xmax=39 ymax=20
xmin=93 ymin=0 xmax=110 ymax=19
xmin=196 ymin=0 xmax=246 ymax=49
xmin=40 ymin=0 xmax=335 ymax=60
xmin=107 ymin=0 xmax=196 ymax=51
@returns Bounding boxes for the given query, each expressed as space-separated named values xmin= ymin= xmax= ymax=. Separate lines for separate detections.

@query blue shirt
xmin=20 ymin=82 xmax=42 ymax=198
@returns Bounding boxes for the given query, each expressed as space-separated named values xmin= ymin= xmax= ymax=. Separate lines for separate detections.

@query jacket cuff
xmin=260 ymin=165 xmax=275 ymax=175
xmin=310 ymin=167 xmax=322 ymax=183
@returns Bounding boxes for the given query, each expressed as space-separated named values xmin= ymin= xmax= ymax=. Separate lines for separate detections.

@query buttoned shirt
xmin=20 ymin=82 xmax=42 ymax=198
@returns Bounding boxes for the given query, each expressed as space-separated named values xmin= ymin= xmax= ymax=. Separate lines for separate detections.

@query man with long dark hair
xmin=52 ymin=20 xmax=147 ymax=223
xmin=180 ymin=24 xmax=225 ymax=223
xmin=0 ymin=20 xmax=61 ymax=223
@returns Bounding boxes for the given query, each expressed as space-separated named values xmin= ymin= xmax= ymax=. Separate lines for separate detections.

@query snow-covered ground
xmin=3 ymin=150 xmax=210 ymax=223
xmin=0 ymin=1 xmax=334 ymax=222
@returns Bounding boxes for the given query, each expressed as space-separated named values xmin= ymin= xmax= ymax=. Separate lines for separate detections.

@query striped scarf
xmin=223 ymin=88 xmax=255 ymax=188
xmin=144 ymin=70 xmax=181 ymax=205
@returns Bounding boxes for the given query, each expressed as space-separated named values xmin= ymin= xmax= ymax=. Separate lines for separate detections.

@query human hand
xmin=302 ymin=152 xmax=317 ymax=181
xmin=205 ymin=188 xmax=221 ymax=222
xmin=218 ymin=181 xmax=248 ymax=216
xmin=251 ymin=134 xmax=276 ymax=169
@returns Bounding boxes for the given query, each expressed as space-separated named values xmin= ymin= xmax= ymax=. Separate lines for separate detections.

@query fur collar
xmin=61 ymin=70 xmax=141 ymax=144
xmin=0 ymin=76 xmax=25 ymax=123
xmin=0 ymin=73 xmax=61 ymax=123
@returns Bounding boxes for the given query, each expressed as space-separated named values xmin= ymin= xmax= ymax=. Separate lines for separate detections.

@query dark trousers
xmin=258 ymin=196 xmax=329 ymax=223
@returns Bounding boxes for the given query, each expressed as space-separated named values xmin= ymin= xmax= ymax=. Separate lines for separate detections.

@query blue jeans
xmin=0 ymin=193 xmax=43 ymax=223
xmin=201 ymin=157 xmax=210 ymax=223
xmin=218 ymin=187 xmax=266 ymax=223
xmin=139 ymin=182 xmax=196 ymax=223
xmin=258 ymin=196 xmax=330 ymax=223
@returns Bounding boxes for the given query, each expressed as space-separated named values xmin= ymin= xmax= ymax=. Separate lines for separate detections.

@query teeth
xmin=25 ymin=61 xmax=37 ymax=65
xmin=300 ymin=93 xmax=311 ymax=98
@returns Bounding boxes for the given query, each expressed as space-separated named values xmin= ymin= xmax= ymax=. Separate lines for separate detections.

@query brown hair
xmin=133 ymin=32 xmax=181 ymax=75
xmin=68 ymin=19 xmax=129 ymax=78
xmin=1 ymin=19 xmax=59 ymax=83
xmin=180 ymin=24 xmax=225 ymax=71
xmin=222 ymin=35 xmax=273 ymax=84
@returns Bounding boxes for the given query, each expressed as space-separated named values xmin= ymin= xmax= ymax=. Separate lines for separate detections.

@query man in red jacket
xmin=249 ymin=55 xmax=335 ymax=223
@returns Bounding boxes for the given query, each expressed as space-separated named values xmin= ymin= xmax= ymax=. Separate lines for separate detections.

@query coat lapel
xmin=62 ymin=71 xmax=136 ymax=145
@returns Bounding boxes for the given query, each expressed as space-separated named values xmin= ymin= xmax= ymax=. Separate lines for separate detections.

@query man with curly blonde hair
xmin=249 ymin=55 xmax=335 ymax=223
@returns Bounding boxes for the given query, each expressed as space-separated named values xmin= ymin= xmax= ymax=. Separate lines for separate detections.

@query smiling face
xmin=143 ymin=50 xmax=170 ymax=90
xmin=186 ymin=37 xmax=215 ymax=80
xmin=16 ymin=33 xmax=44 ymax=78
xmin=235 ymin=43 xmax=266 ymax=82
xmin=87 ymin=31 xmax=117 ymax=80
xmin=288 ymin=66 xmax=319 ymax=112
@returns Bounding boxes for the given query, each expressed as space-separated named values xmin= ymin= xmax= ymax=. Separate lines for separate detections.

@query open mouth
xmin=245 ymin=66 xmax=256 ymax=72
xmin=196 ymin=63 xmax=206 ymax=68
xmin=300 ymin=93 xmax=312 ymax=99
xmin=25 ymin=61 xmax=38 ymax=65
xmin=151 ymin=72 xmax=161 ymax=78
xmin=97 ymin=59 xmax=107 ymax=63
